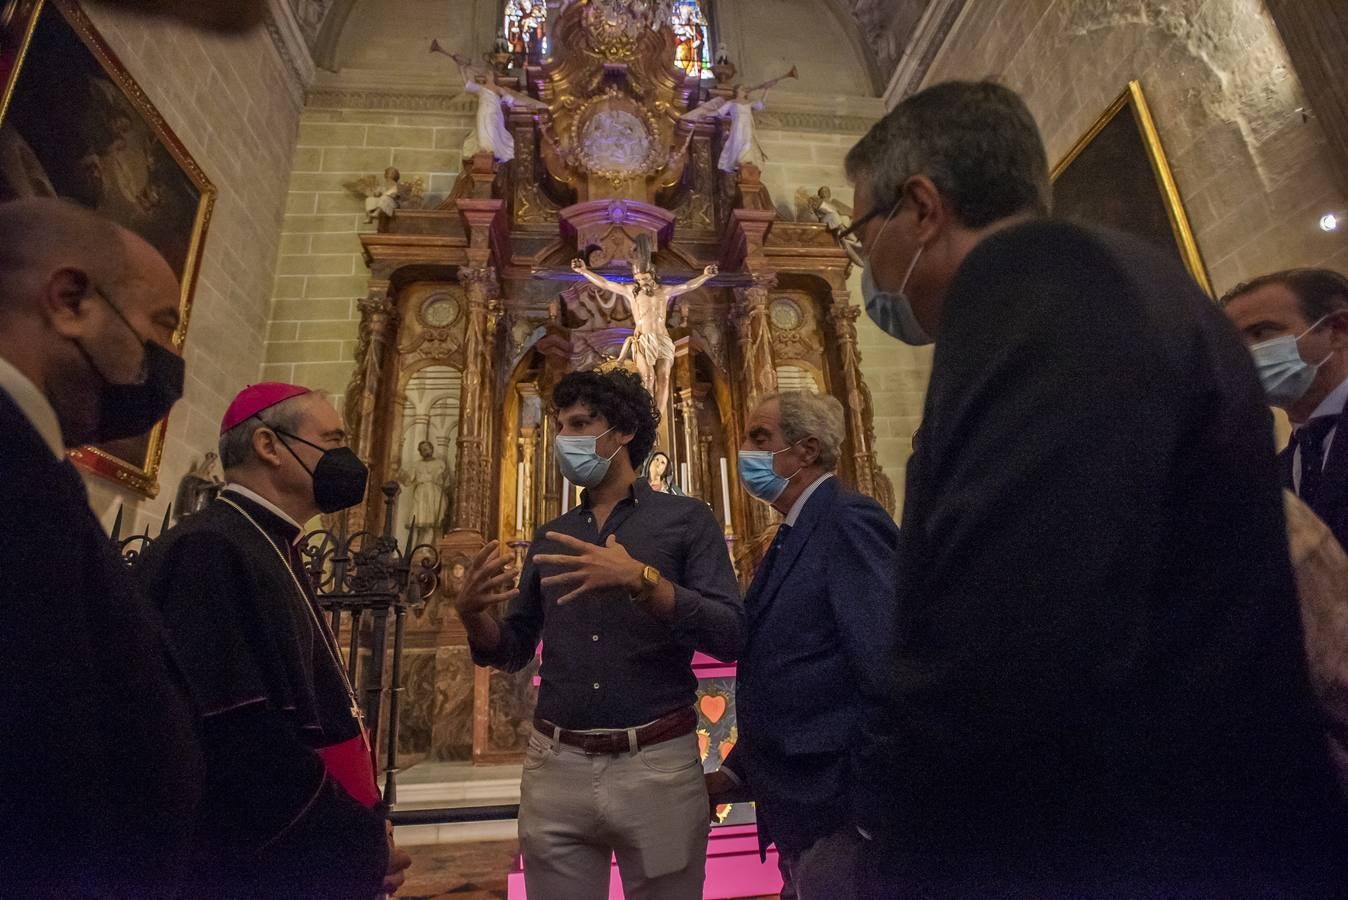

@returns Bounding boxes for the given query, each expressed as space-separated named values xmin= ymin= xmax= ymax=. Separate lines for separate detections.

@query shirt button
xmin=592 ymin=634 xmax=599 ymax=642
xmin=592 ymin=682 xmax=600 ymax=690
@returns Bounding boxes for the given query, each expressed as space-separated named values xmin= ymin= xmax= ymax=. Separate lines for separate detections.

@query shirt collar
xmin=0 ymin=354 xmax=64 ymax=458
xmin=222 ymin=483 xmax=305 ymax=540
xmin=1305 ymin=376 xmax=1348 ymax=424
xmin=783 ymin=472 xmax=832 ymax=527
xmin=580 ymin=477 xmax=649 ymax=509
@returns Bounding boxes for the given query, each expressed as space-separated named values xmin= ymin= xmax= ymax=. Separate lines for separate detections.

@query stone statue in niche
xmin=430 ymin=41 xmax=547 ymax=164
xmin=570 ymin=234 xmax=717 ymax=412
xmin=683 ymin=67 xmax=797 ymax=172
xmin=399 ymin=440 xmax=452 ymax=549
xmin=797 ymin=185 xmax=864 ymax=266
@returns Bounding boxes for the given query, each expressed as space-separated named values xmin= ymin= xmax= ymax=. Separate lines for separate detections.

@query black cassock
xmin=0 ymin=392 xmax=203 ymax=898
xmin=137 ymin=490 xmax=387 ymax=900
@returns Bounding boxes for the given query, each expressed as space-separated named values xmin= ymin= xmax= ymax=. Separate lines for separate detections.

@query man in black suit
xmin=1222 ymin=269 xmax=1348 ymax=550
xmin=0 ymin=198 xmax=203 ymax=897
xmin=844 ymin=81 xmax=1347 ymax=896
xmin=706 ymin=390 xmax=897 ymax=899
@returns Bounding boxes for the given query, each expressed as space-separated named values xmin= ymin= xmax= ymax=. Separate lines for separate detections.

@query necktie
xmin=1295 ymin=416 xmax=1337 ymax=503
xmin=758 ymin=523 xmax=792 ymax=584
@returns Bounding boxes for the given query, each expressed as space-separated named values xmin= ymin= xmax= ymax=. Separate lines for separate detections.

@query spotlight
xmin=1320 ymin=213 xmax=1339 ymax=232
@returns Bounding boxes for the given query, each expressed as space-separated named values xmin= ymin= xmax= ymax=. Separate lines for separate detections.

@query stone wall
xmin=262 ymin=96 xmax=476 ymax=401
xmin=77 ymin=7 xmax=305 ymax=533
xmin=919 ymin=0 xmax=1348 ymax=292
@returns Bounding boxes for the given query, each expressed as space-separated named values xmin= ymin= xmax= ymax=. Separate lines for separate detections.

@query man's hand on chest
xmin=535 ymin=532 xmax=647 ymax=606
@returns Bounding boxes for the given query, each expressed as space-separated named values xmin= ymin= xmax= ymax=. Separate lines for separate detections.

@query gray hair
xmin=768 ymin=390 xmax=845 ymax=472
xmin=845 ymin=80 xmax=1050 ymax=228
xmin=218 ymin=392 xmax=320 ymax=471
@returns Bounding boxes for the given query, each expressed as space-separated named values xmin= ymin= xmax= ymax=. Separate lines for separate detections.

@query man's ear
xmin=43 ymin=267 xmax=95 ymax=339
xmin=800 ymin=435 xmax=823 ymax=467
xmin=251 ymin=426 xmax=284 ymax=468
xmin=906 ymin=175 xmax=947 ymax=245
xmin=1326 ymin=309 xmax=1348 ymax=350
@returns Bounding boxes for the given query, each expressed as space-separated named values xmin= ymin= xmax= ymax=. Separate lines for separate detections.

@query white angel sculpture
xmin=682 ymin=67 xmax=796 ymax=173
xmin=430 ymin=40 xmax=547 ymax=164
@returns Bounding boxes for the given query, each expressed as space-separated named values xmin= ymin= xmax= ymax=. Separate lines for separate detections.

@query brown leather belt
xmin=533 ymin=706 xmax=697 ymax=754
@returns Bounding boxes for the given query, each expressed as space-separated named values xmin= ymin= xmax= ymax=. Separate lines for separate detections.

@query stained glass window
xmin=672 ymin=0 xmax=712 ymax=79
xmin=503 ymin=0 xmax=548 ymax=67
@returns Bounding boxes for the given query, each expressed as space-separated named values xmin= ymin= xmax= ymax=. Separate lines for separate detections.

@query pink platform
xmin=510 ymin=654 xmax=782 ymax=898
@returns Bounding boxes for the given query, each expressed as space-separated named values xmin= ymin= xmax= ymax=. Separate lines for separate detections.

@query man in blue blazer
xmin=707 ymin=390 xmax=898 ymax=899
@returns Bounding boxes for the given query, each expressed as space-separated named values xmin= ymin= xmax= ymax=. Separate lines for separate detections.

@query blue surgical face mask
xmin=1251 ymin=316 xmax=1332 ymax=408
xmin=555 ymin=426 xmax=622 ymax=488
xmin=860 ymin=201 xmax=931 ymax=346
xmin=737 ymin=444 xmax=800 ymax=505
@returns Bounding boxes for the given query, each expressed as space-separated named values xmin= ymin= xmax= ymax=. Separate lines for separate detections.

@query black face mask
xmin=75 ymin=290 xmax=185 ymax=443
xmin=267 ymin=424 xmax=370 ymax=514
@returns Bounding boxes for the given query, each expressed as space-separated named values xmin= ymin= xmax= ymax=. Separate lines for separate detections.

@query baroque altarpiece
xmin=344 ymin=0 xmax=892 ymax=767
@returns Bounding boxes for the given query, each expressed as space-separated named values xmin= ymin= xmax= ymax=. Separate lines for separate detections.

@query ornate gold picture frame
xmin=0 ymin=0 xmax=215 ymax=497
xmin=1052 ymin=80 xmax=1211 ymax=296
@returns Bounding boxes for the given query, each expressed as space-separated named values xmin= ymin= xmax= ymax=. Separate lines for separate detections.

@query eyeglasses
xmin=839 ymin=199 xmax=902 ymax=261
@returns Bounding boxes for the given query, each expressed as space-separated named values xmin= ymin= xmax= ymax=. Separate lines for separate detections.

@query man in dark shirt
xmin=846 ymin=80 xmax=1347 ymax=896
xmin=457 ymin=368 xmax=743 ymax=899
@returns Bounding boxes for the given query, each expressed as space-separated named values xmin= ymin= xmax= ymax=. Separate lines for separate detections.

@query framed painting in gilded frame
xmin=1052 ymin=80 xmax=1212 ymax=296
xmin=0 ymin=0 xmax=214 ymax=496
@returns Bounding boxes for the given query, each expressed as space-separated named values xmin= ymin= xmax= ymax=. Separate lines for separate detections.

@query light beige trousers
xmin=518 ymin=726 xmax=710 ymax=900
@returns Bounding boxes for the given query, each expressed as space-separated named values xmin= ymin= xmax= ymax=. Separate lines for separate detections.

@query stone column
xmin=453 ymin=266 xmax=500 ymax=535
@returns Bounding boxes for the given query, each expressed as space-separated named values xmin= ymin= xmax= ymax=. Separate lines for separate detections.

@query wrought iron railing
xmin=116 ymin=481 xmax=441 ymax=806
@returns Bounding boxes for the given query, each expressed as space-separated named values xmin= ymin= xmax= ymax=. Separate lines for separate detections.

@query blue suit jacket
xmin=722 ymin=476 xmax=899 ymax=852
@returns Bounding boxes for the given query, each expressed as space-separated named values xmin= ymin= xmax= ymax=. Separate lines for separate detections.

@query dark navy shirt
xmin=470 ymin=479 xmax=744 ymax=729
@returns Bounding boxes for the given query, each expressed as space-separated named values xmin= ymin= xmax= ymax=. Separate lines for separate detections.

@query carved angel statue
xmin=796 ymin=184 xmax=864 ymax=266
xmin=682 ymin=67 xmax=797 ymax=172
xmin=430 ymin=40 xmax=548 ymax=163
xmin=569 ymin=234 xmax=718 ymax=413
xmin=343 ymin=167 xmax=424 ymax=222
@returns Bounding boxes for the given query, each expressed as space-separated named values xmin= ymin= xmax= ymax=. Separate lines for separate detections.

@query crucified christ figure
xmin=569 ymin=255 xmax=718 ymax=412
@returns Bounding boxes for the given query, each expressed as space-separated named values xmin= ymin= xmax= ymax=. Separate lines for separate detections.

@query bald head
xmin=0 ymin=198 xmax=182 ymax=446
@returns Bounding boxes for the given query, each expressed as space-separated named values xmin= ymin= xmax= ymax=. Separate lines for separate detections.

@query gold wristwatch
xmin=639 ymin=564 xmax=663 ymax=596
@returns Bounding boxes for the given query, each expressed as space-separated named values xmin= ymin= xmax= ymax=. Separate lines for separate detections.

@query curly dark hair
xmin=551 ymin=369 xmax=660 ymax=469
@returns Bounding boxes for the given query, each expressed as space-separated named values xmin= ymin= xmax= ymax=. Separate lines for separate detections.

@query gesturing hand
xmin=571 ymin=258 xmax=587 ymax=272
xmin=534 ymin=532 xmax=645 ymax=606
xmin=703 ymin=264 xmax=719 ymax=277
xmin=454 ymin=540 xmax=518 ymax=620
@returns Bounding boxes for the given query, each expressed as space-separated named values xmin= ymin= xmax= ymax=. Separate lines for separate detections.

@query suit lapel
xmin=1278 ymin=443 xmax=1295 ymax=494
xmin=1315 ymin=406 xmax=1348 ymax=509
xmin=755 ymin=478 xmax=836 ymax=611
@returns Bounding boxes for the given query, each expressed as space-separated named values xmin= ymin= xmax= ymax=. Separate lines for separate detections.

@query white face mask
xmin=1250 ymin=316 xmax=1333 ymax=409
xmin=555 ymin=426 xmax=622 ymax=488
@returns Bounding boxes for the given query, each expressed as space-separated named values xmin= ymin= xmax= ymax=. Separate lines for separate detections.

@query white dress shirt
xmin=0 ymin=354 xmax=63 ymax=458
xmin=783 ymin=472 xmax=833 ymax=526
